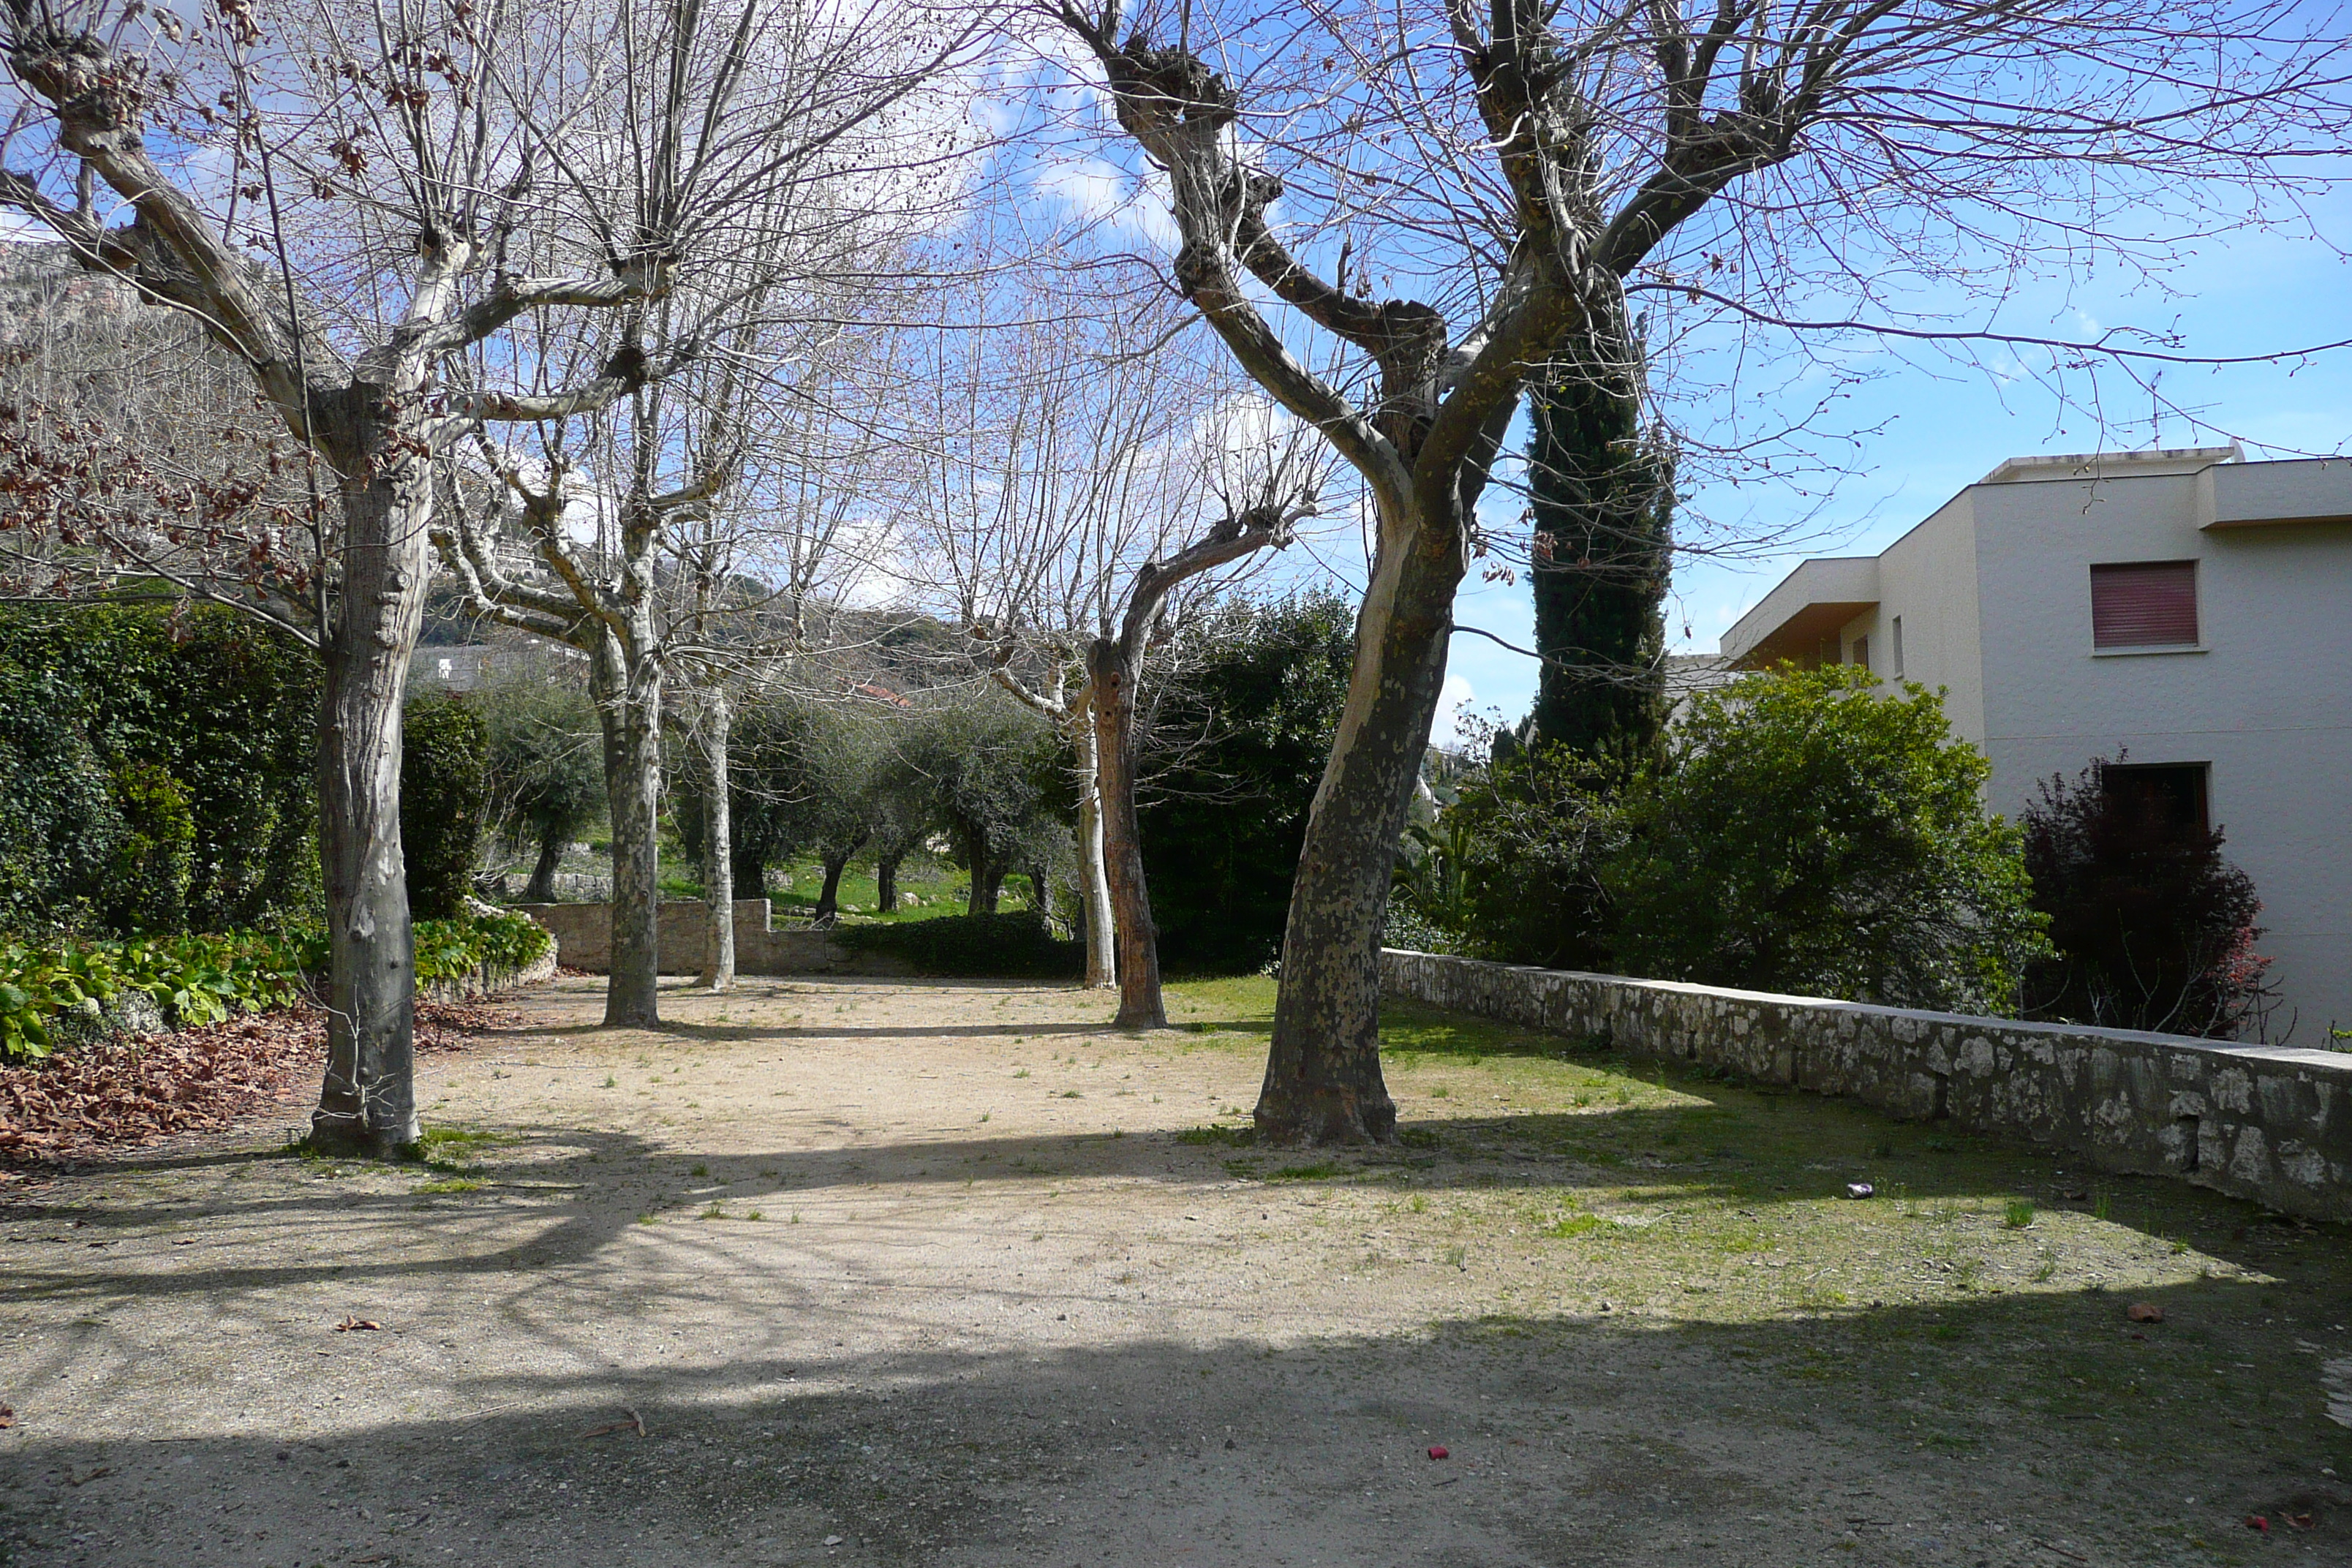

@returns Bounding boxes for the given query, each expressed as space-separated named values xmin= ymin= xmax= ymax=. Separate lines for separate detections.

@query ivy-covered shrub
xmin=0 ymin=660 xmax=125 ymax=934
xmin=0 ymin=604 xmax=319 ymax=935
xmin=833 ymin=911 xmax=1082 ymax=979
xmin=402 ymin=694 xmax=491 ymax=920
xmin=104 ymin=761 xmax=196 ymax=934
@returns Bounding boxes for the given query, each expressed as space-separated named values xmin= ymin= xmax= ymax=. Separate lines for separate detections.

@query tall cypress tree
xmin=1524 ymin=331 xmax=1674 ymax=773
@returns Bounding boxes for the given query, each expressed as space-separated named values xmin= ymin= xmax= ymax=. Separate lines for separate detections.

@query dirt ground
xmin=3 ymin=972 xmax=2348 ymax=1568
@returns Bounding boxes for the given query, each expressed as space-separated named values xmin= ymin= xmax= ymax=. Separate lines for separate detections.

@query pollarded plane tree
xmin=429 ymin=0 xmax=987 ymax=1025
xmin=1046 ymin=0 xmax=2349 ymax=1144
xmin=0 ymin=0 xmax=828 ymax=1151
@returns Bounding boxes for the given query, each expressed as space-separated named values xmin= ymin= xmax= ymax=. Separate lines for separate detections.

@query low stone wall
xmin=1379 ymin=949 xmax=2352 ymax=1224
xmin=508 ymin=900 xmax=911 ymax=978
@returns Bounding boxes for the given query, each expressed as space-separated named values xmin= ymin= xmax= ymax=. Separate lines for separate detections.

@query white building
xmin=1722 ymin=446 xmax=2351 ymax=1039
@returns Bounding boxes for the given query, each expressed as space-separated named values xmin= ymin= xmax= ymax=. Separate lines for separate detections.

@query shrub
xmin=413 ymin=910 xmax=553 ymax=983
xmin=1139 ymin=594 xmax=1355 ymax=973
xmin=2019 ymin=756 xmax=2272 ymax=1038
xmin=1607 ymin=665 xmax=2049 ymax=1012
xmin=833 ymin=911 xmax=1082 ymax=979
xmin=0 ymin=604 xmax=319 ymax=934
xmin=0 ymin=910 xmax=548 ymax=1060
xmin=402 ymin=694 xmax=491 ymax=920
xmin=1439 ymin=738 xmax=1627 ymax=970
xmin=103 ymin=761 xmax=195 ymax=934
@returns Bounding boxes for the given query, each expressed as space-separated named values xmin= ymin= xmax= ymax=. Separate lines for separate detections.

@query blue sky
xmin=1438 ymin=201 xmax=2352 ymax=742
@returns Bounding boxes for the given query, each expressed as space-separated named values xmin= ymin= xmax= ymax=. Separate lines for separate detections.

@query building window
xmin=2089 ymin=560 xmax=2198 ymax=649
xmin=1850 ymin=636 xmax=1869 ymax=670
xmin=2100 ymin=761 xmax=2209 ymax=837
xmin=1890 ymin=616 xmax=1904 ymax=676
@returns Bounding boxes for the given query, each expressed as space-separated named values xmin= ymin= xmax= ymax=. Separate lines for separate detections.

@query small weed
xmin=1443 ymin=1245 xmax=1467 ymax=1270
xmin=1060 ymin=1090 xmax=1082 ymax=1099
xmin=1396 ymin=1126 xmax=1440 ymax=1149
xmin=1429 ymin=1085 xmax=1450 ymax=1099
xmin=1544 ymin=1213 xmax=1604 ymax=1239
xmin=699 ymin=1202 xmax=725 ymax=1220
xmin=1013 ymin=1068 xmax=1030 ymax=1079
xmin=412 ymin=1178 xmax=483 ymax=1194
xmin=1175 ymin=1125 xmax=1254 ymax=1147
xmin=691 ymin=1163 xmax=709 ymax=1178
xmin=601 ymin=1074 xmax=617 ymax=1089
xmin=1409 ymin=1194 xmax=1428 ymax=1214
xmin=2092 ymin=1190 xmax=2113 ymax=1222
xmin=1267 ymin=1162 xmax=1344 ymax=1182
xmin=2004 ymin=1198 xmax=2035 ymax=1229
xmin=979 ymin=1112 xmax=991 ymax=1124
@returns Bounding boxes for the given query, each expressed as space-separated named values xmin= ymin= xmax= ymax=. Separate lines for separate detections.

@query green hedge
xmin=0 ymin=911 xmax=551 ymax=1061
xmin=833 ymin=911 xmax=1082 ymax=979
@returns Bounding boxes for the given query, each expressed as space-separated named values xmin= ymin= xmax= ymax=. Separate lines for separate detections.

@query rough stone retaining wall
xmin=1380 ymin=949 xmax=2352 ymax=1224
xmin=508 ymin=900 xmax=911 ymax=978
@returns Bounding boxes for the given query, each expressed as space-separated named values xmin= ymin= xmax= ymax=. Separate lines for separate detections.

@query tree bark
xmin=593 ymin=625 xmax=663 ymax=1028
xmin=812 ymin=828 xmax=870 ymax=925
xmin=1254 ymin=496 xmax=1464 ymax=1145
xmin=1074 ymin=716 xmax=1117 ymax=988
xmin=1090 ymin=636 xmax=1166 ymax=1028
xmin=696 ymin=687 xmax=734 ymax=990
xmin=525 ymin=829 xmax=566 ymax=903
xmin=875 ymin=853 xmax=902 ymax=914
xmin=309 ymin=459 xmax=432 ymax=1156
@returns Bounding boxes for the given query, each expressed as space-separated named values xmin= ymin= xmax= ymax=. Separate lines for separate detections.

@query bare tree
xmin=1049 ymin=0 xmax=2350 ymax=1143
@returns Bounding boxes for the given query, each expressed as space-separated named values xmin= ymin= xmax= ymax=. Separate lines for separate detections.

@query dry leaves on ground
xmin=0 ymin=995 xmax=520 ymax=1165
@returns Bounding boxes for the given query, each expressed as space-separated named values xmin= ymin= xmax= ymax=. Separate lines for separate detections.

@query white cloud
xmin=1433 ymin=674 xmax=1476 ymax=746
xmin=1033 ymin=155 xmax=1177 ymax=253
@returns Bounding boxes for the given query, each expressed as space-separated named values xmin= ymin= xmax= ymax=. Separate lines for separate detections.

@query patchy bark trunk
xmin=696 ymin=687 xmax=734 ymax=990
xmin=1090 ymin=636 xmax=1166 ymax=1028
xmin=812 ymin=828 xmax=870 ymax=925
xmin=593 ymin=627 xmax=663 ymax=1028
xmin=1074 ymin=717 xmax=1117 ymax=988
xmin=309 ymin=458 xmax=432 ymax=1156
xmin=1254 ymin=497 xmax=1464 ymax=1145
xmin=875 ymin=853 xmax=902 ymax=914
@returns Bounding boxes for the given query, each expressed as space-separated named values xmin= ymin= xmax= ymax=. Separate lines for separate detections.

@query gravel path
xmin=2 ymin=973 xmax=2345 ymax=1567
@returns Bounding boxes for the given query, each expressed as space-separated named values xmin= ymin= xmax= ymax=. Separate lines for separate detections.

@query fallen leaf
xmin=0 ymin=1406 xmax=14 ymax=1428
xmin=333 ymin=1316 xmax=382 ymax=1333
xmin=2127 ymin=1303 xmax=2165 ymax=1324
xmin=66 ymin=1466 xmax=110 ymax=1486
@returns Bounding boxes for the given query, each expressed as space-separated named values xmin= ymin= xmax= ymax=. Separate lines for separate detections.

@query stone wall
xmin=1380 ymin=949 xmax=2352 ymax=1224
xmin=508 ymin=900 xmax=911 ymax=978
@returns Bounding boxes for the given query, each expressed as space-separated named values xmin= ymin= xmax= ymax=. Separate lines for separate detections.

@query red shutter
xmin=2090 ymin=561 xmax=2198 ymax=649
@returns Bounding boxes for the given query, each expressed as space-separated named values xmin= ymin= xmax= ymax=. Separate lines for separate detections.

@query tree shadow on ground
xmin=7 ymin=1270 xmax=2348 ymax=1568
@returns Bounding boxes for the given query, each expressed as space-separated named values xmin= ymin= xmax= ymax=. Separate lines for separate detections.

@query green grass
xmin=412 ymin=1177 xmax=484 ymax=1194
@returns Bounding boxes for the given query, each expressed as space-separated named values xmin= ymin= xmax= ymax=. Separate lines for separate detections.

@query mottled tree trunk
xmin=593 ymin=626 xmax=663 ymax=1028
xmin=309 ymin=456 xmax=431 ymax=1156
xmin=1074 ymin=717 xmax=1116 ymax=988
xmin=1090 ymin=637 xmax=1166 ymax=1028
xmin=696 ymin=687 xmax=734 ymax=990
xmin=1254 ymin=496 xmax=1465 ymax=1145
xmin=875 ymin=853 xmax=902 ymax=914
